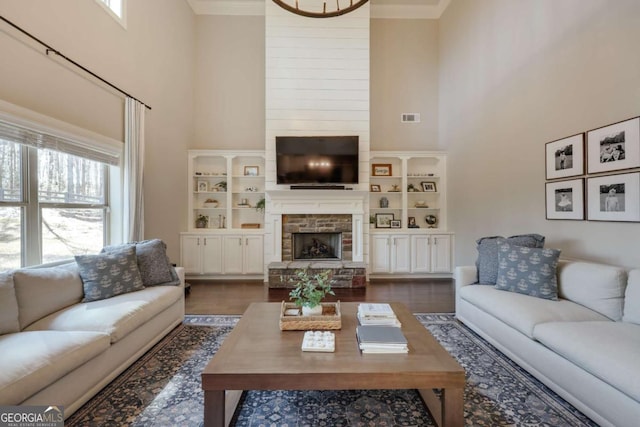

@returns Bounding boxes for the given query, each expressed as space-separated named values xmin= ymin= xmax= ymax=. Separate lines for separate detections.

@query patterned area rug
xmin=66 ymin=314 xmax=596 ymax=427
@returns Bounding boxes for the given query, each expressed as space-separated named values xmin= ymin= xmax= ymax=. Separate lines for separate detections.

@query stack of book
xmin=356 ymin=325 xmax=408 ymax=354
xmin=357 ymin=303 xmax=401 ymax=327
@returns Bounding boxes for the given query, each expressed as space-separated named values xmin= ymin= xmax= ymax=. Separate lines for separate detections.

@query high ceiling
xmin=187 ymin=0 xmax=451 ymax=19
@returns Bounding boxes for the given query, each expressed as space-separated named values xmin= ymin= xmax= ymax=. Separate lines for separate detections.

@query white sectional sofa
xmin=0 ymin=258 xmax=185 ymax=419
xmin=456 ymin=260 xmax=640 ymax=427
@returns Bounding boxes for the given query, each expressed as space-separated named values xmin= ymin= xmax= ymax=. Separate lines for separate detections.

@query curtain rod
xmin=0 ymin=15 xmax=152 ymax=111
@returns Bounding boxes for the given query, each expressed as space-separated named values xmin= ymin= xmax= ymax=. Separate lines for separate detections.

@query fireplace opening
xmin=293 ymin=232 xmax=342 ymax=261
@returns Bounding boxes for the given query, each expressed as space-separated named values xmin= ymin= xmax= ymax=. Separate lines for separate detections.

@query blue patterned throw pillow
xmin=495 ymin=241 xmax=561 ymax=300
xmin=102 ymin=239 xmax=179 ymax=286
xmin=76 ymin=246 xmax=145 ymax=302
xmin=476 ymin=234 xmax=545 ymax=284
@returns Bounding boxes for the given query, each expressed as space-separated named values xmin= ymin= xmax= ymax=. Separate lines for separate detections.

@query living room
xmin=1 ymin=0 xmax=639 ymax=425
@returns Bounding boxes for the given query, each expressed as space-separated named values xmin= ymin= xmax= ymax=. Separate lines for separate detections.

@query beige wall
xmin=371 ymin=19 xmax=439 ymax=150
xmin=0 ymin=0 xmax=196 ymax=262
xmin=194 ymin=15 xmax=264 ymax=150
xmin=439 ymin=0 xmax=640 ymax=268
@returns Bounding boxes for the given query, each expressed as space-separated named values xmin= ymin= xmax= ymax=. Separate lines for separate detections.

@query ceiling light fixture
xmin=272 ymin=0 xmax=369 ymax=18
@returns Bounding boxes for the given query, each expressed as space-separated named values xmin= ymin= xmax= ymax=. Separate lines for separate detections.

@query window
xmin=96 ymin=0 xmax=126 ymax=27
xmin=0 ymin=101 xmax=122 ymax=271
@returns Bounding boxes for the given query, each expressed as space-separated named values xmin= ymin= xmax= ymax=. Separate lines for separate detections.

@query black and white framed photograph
xmin=587 ymin=172 xmax=640 ymax=222
xmin=197 ymin=180 xmax=208 ymax=192
xmin=244 ymin=166 xmax=259 ymax=176
xmin=545 ymin=133 xmax=584 ymax=179
xmin=370 ymin=184 xmax=381 ymax=192
xmin=587 ymin=117 xmax=640 ymax=174
xmin=545 ymin=179 xmax=584 ymax=220
xmin=390 ymin=219 xmax=401 ymax=228
xmin=375 ymin=213 xmax=394 ymax=228
xmin=421 ymin=181 xmax=437 ymax=192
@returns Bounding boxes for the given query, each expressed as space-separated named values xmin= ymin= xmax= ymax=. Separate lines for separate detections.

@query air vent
xmin=401 ymin=113 xmax=421 ymax=123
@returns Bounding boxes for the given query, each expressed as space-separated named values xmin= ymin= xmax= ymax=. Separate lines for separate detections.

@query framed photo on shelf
xmin=375 ymin=213 xmax=394 ymax=228
xmin=390 ymin=219 xmax=401 ymax=228
xmin=587 ymin=172 xmax=640 ymax=222
xmin=587 ymin=117 xmax=640 ymax=174
xmin=197 ymin=180 xmax=208 ymax=193
xmin=370 ymin=184 xmax=381 ymax=192
xmin=408 ymin=216 xmax=418 ymax=228
xmin=244 ymin=166 xmax=259 ymax=176
xmin=421 ymin=181 xmax=437 ymax=192
xmin=372 ymin=164 xmax=392 ymax=177
xmin=545 ymin=179 xmax=584 ymax=220
xmin=545 ymin=133 xmax=584 ymax=180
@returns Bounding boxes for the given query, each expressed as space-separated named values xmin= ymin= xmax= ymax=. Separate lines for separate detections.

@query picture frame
xmin=421 ymin=181 xmax=437 ymax=192
xmin=244 ymin=166 xmax=259 ymax=176
xmin=370 ymin=184 xmax=381 ymax=192
xmin=545 ymin=133 xmax=584 ymax=180
xmin=408 ymin=216 xmax=418 ymax=228
xmin=372 ymin=164 xmax=392 ymax=177
xmin=375 ymin=213 xmax=394 ymax=228
xmin=197 ymin=180 xmax=208 ymax=193
xmin=587 ymin=117 xmax=640 ymax=174
xmin=587 ymin=172 xmax=640 ymax=222
xmin=390 ymin=219 xmax=401 ymax=228
xmin=545 ymin=179 xmax=584 ymax=220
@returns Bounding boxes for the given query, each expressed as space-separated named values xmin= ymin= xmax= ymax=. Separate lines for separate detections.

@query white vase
xmin=302 ymin=304 xmax=323 ymax=316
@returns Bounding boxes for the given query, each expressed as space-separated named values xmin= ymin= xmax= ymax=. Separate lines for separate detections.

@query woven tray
xmin=279 ymin=301 xmax=342 ymax=331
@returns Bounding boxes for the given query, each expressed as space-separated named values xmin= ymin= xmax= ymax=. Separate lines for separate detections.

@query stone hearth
xmin=283 ymin=214 xmax=352 ymax=261
xmin=268 ymin=261 xmax=367 ymax=289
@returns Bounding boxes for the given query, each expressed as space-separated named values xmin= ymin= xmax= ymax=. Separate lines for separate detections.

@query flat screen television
xmin=276 ymin=136 xmax=359 ymax=185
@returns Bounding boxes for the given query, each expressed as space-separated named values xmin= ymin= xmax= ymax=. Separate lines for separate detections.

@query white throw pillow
xmin=0 ymin=272 xmax=20 ymax=334
xmin=623 ymin=270 xmax=640 ymax=325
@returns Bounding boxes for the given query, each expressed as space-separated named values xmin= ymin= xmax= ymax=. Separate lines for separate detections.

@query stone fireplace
xmin=283 ymin=214 xmax=352 ymax=262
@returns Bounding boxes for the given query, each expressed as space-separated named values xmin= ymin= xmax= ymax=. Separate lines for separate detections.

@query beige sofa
xmin=455 ymin=260 xmax=640 ymax=427
xmin=0 ymin=262 xmax=185 ymax=419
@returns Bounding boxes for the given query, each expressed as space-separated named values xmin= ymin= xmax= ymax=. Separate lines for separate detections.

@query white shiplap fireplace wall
xmin=264 ymin=0 xmax=371 ymax=269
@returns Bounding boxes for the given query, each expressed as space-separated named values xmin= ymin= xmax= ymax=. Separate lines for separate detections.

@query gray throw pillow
xmin=103 ymin=239 xmax=179 ymax=286
xmin=476 ymin=234 xmax=545 ymax=285
xmin=76 ymin=246 xmax=145 ymax=302
xmin=495 ymin=241 xmax=561 ymax=300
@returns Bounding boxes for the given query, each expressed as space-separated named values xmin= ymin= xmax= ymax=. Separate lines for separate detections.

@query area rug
xmin=66 ymin=314 xmax=597 ymax=427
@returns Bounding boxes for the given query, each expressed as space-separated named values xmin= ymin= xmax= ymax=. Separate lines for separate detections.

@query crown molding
xmin=187 ymin=0 xmax=451 ymax=19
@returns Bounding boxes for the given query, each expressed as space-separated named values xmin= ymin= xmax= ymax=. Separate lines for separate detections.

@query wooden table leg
xmin=204 ymin=390 xmax=225 ymax=427
xmin=441 ymin=387 xmax=464 ymax=427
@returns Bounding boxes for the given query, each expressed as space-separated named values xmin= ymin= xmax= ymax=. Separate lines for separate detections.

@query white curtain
xmin=123 ymin=97 xmax=145 ymax=242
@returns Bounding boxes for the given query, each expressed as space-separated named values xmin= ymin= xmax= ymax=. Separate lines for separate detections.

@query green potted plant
xmin=255 ymin=198 xmax=266 ymax=213
xmin=195 ymin=214 xmax=209 ymax=228
xmin=288 ymin=269 xmax=335 ymax=316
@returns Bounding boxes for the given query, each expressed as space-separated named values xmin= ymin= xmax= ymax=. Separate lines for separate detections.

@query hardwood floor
xmin=185 ymin=278 xmax=455 ymax=315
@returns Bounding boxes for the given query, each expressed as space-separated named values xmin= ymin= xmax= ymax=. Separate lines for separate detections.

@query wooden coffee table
xmin=202 ymin=302 xmax=465 ymax=427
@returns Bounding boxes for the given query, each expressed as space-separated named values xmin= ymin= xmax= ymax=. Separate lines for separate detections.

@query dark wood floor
xmin=185 ymin=278 xmax=455 ymax=315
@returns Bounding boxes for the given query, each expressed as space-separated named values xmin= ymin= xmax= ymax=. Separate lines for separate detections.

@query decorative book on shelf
xmin=356 ymin=325 xmax=408 ymax=354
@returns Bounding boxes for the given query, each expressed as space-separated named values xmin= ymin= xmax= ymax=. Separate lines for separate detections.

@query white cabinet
xmin=223 ymin=234 xmax=264 ymax=275
xmin=411 ymin=234 xmax=452 ymax=273
xmin=180 ymin=234 xmax=222 ymax=275
xmin=371 ymin=234 xmax=411 ymax=273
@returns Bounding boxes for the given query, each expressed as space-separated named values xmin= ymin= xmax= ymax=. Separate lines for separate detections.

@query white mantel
xmin=266 ymin=190 xmax=367 ymax=263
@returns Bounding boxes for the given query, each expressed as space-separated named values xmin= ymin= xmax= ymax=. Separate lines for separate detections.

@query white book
xmin=358 ymin=303 xmax=395 ymax=317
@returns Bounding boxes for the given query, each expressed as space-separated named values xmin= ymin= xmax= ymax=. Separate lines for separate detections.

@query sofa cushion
xmin=557 ymin=260 xmax=627 ymax=321
xmin=459 ymin=284 xmax=608 ymax=338
xmin=13 ymin=264 xmax=84 ymax=330
xmin=0 ymin=273 xmax=19 ymax=335
xmin=0 ymin=330 xmax=110 ymax=404
xmin=102 ymin=239 xmax=179 ymax=287
xmin=76 ymin=246 xmax=145 ymax=302
xmin=533 ymin=321 xmax=640 ymax=402
xmin=25 ymin=285 xmax=182 ymax=344
xmin=623 ymin=269 xmax=640 ymax=324
xmin=476 ymin=234 xmax=545 ymax=285
xmin=495 ymin=243 xmax=561 ymax=300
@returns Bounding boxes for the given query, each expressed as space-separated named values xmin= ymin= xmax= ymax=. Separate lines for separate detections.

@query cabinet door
xmin=223 ymin=235 xmax=244 ymax=274
xmin=243 ymin=235 xmax=264 ymax=274
xmin=391 ymin=235 xmax=411 ymax=273
xmin=371 ymin=235 xmax=391 ymax=273
xmin=181 ymin=235 xmax=202 ymax=274
xmin=431 ymin=235 xmax=452 ymax=273
xmin=202 ymin=236 xmax=223 ymax=274
xmin=411 ymin=235 xmax=432 ymax=273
